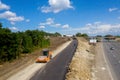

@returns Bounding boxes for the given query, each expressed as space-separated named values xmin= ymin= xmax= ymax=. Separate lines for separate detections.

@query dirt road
xmin=6 ymin=41 xmax=72 ymax=80
xmin=0 ymin=37 xmax=69 ymax=80
xmin=30 ymin=40 xmax=77 ymax=80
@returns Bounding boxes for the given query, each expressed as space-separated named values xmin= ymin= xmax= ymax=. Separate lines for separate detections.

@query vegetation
xmin=76 ymin=33 xmax=88 ymax=37
xmin=54 ymin=32 xmax=61 ymax=36
xmin=115 ymin=35 xmax=120 ymax=38
xmin=104 ymin=34 xmax=114 ymax=37
xmin=0 ymin=23 xmax=61 ymax=63
xmin=96 ymin=35 xmax=102 ymax=37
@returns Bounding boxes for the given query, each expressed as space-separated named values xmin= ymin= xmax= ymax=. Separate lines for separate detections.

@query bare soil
xmin=0 ymin=37 xmax=69 ymax=80
xmin=116 ymin=38 xmax=120 ymax=42
xmin=66 ymin=37 xmax=95 ymax=80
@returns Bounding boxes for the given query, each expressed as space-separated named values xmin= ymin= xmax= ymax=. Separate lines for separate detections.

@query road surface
xmin=30 ymin=40 xmax=78 ymax=80
xmin=103 ymin=41 xmax=120 ymax=80
xmin=7 ymin=41 xmax=72 ymax=80
xmin=94 ymin=42 xmax=112 ymax=80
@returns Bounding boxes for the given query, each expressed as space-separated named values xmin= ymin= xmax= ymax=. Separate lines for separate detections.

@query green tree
xmin=81 ymin=33 xmax=88 ymax=37
xmin=76 ymin=33 xmax=81 ymax=37
xmin=54 ymin=32 xmax=61 ymax=36
xmin=22 ymin=34 xmax=33 ymax=53
xmin=0 ymin=23 xmax=2 ymax=28
xmin=76 ymin=33 xmax=88 ymax=37
xmin=0 ymin=23 xmax=50 ymax=62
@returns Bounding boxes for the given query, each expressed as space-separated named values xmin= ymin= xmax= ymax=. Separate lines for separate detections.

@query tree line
xmin=0 ymin=23 xmax=60 ymax=62
xmin=76 ymin=33 xmax=88 ymax=37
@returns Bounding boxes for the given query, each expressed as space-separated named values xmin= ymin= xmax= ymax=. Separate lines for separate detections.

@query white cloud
xmin=0 ymin=11 xmax=24 ymax=23
xmin=26 ymin=19 xmax=30 ymax=22
xmin=0 ymin=1 xmax=10 ymax=10
xmin=40 ymin=18 xmax=54 ymax=25
xmin=9 ymin=27 xmax=18 ymax=31
xmin=62 ymin=24 xmax=69 ymax=28
xmin=41 ymin=0 xmax=73 ymax=13
xmin=96 ymin=24 xmax=111 ymax=32
xmin=63 ymin=22 xmax=120 ymax=35
xmin=86 ymin=23 xmax=92 ymax=26
xmin=46 ymin=18 xmax=54 ymax=25
xmin=83 ymin=23 xmax=120 ymax=35
xmin=39 ymin=25 xmax=45 ymax=29
xmin=0 ymin=1 xmax=25 ymax=24
xmin=0 ymin=11 xmax=16 ymax=18
xmin=10 ymin=22 xmax=15 ymax=25
xmin=8 ymin=16 xmax=24 ymax=22
xmin=109 ymin=8 xmax=118 ymax=12
xmin=39 ymin=18 xmax=70 ymax=29
xmin=53 ymin=23 xmax=61 ymax=27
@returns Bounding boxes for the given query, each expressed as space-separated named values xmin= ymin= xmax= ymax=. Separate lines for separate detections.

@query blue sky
xmin=0 ymin=0 xmax=120 ymax=35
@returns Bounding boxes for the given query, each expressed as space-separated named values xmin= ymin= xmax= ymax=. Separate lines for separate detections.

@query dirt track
xmin=0 ymin=37 xmax=69 ymax=80
xmin=7 ymin=40 xmax=72 ymax=80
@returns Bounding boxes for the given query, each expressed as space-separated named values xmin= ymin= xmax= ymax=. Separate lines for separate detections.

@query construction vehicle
xmin=36 ymin=49 xmax=53 ymax=63
xmin=89 ymin=38 xmax=97 ymax=46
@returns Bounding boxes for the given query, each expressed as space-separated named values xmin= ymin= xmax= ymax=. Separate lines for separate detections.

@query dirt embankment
xmin=49 ymin=37 xmax=70 ymax=50
xmin=116 ymin=38 xmax=120 ymax=42
xmin=0 ymin=37 xmax=69 ymax=80
xmin=66 ymin=37 xmax=95 ymax=80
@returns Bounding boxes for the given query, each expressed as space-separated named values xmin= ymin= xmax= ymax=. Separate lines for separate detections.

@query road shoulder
xmin=92 ymin=42 xmax=112 ymax=80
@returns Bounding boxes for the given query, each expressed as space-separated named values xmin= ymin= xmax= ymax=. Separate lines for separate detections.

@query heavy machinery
xmin=89 ymin=38 xmax=97 ymax=46
xmin=36 ymin=49 xmax=52 ymax=63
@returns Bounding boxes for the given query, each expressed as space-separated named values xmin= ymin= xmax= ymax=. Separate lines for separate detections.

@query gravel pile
xmin=66 ymin=37 xmax=94 ymax=80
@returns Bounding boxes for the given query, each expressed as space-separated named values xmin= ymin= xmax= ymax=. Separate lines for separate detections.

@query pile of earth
xmin=66 ymin=37 xmax=94 ymax=80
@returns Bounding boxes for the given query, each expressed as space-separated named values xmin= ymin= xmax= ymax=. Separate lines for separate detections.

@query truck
xmin=36 ymin=49 xmax=53 ymax=63
xmin=89 ymin=38 xmax=97 ymax=45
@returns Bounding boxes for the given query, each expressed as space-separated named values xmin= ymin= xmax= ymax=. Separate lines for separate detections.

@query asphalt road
xmin=30 ymin=40 xmax=78 ymax=80
xmin=103 ymin=41 xmax=120 ymax=80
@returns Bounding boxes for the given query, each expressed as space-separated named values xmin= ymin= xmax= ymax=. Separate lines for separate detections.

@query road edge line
xmin=101 ymin=42 xmax=114 ymax=80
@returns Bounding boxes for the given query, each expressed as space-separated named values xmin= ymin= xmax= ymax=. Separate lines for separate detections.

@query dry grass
xmin=66 ymin=37 xmax=94 ymax=80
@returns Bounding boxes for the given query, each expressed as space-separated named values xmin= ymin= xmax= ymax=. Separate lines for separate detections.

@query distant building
xmin=104 ymin=37 xmax=116 ymax=40
xmin=64 ymin=34 xmax=73 ymax=37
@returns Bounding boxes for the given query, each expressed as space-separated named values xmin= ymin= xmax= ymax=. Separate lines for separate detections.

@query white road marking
xmin=101 ymin=67 xmax=106 ymax=71
xmin=102 ymin=43 xmax=114 ymax=80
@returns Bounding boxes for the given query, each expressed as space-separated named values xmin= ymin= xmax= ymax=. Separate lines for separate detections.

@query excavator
xmin=36 ymin=49 xmax=52 ymax=63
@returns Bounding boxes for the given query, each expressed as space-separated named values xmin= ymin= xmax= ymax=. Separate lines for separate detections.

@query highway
xmin=103 ymin=41 xmax=120 ymax=80
xmin=30 ymin=40 xmax=78 ymax=80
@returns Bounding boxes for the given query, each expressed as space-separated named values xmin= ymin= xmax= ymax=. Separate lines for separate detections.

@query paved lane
xmin=103 ymin=41 xmax=120 ymax=80
xmin=30 ymin=40 xmax=78 ymax=80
